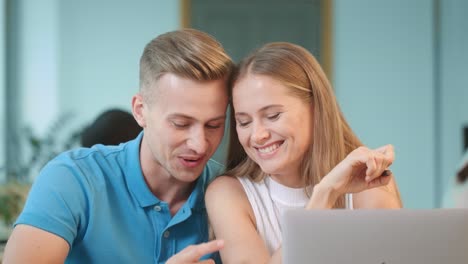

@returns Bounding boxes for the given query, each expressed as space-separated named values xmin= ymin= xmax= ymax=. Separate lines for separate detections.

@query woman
xmin=205 ymin=42 xmax=402 ymax=263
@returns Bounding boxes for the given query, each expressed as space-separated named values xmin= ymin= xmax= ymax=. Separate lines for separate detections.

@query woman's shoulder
xmin=206 ymin=175 xmax=254 ymax=210
xmin=205 ymin=175 xmax=256 ymax=224
xmin=207 ymin=175 xmax=244 ymax=197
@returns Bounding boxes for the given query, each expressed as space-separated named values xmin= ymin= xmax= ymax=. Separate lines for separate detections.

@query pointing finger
xmin=198 ymin=260 xmax=216 ymax=264
xmin=184 ymin=240 xmax=224 ymax=261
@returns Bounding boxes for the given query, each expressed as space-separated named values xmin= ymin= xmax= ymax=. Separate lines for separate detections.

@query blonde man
xmin=4 ymin=29 xmax=233 ymax=264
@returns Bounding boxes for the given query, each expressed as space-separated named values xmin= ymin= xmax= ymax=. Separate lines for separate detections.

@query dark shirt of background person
xmin=456 ymin=126 xmax=468 ymax=183
xmin=81 ymin=109 xmax=142 ymax=147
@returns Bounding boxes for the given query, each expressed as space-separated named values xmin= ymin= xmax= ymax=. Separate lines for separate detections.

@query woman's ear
xmin=132 ymin=93 xmax=146 ymax=128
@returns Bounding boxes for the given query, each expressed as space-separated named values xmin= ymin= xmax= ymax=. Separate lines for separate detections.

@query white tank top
xmin=237 ymin=176 xmax=312 ymax=254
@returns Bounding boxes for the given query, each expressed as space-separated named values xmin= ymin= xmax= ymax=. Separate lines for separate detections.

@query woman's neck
xmin=269 ymin=170 xmax=304 ymax=188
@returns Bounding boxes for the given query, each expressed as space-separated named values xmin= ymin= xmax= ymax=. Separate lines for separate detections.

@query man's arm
xmin=3 ymin=224 xmax=69 ymax=264
xmin=3 ymin=155 xmax=88 ymax=264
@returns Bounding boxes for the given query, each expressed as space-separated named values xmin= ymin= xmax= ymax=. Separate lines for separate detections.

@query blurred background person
xmin=80 ymin=108 xmax=142 ymax=147
xmin=443 ymin=149 xmax=468 ymax=208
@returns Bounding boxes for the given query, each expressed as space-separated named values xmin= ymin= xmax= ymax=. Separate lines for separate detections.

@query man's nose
xmin=187 ymin=127 xmax=208 ymax=154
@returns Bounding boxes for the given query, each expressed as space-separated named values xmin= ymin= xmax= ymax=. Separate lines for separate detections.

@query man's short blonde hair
xmin=139 ymin=29 xmax=233 ymax=101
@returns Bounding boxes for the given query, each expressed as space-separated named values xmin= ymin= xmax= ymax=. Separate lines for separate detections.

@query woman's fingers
xmin=359 ymin=145 xmax=394 ymax=182
xmin=328 ymin=144 xmax=395 ymax=195
xmin=375 ymin=144 xmax=395 ymax=164
xmin=381 ymin=169 xmax=392 ymax=177
xmin=367 ymin=170 xmax=392 ymax=188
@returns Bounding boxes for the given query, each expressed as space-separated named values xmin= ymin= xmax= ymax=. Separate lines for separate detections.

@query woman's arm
xmin=207 ymin=145 xmax=402 ymax=263
xmin=206 ymin=176 xmax=281 ymax=264
xmin=353 ymin=176 xmax=402 ymax=208
xmin=307 ymin=145 xmax=402 ymax=209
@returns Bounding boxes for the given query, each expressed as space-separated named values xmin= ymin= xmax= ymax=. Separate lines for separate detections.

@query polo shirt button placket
xmin=163 ymin=230 xmax=170 ymax=238
xmin=154 ymin=205 xmax=162 ymax=212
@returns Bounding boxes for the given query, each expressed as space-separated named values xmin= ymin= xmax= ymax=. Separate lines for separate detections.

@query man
xmin=3 ymin=28 xmax=233 ymax=263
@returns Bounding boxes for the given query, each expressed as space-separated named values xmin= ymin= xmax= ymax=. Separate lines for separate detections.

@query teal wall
xmin=333 ymin=0 xmax=435 ymax=208
xmin=0 ymin=0 xmax=5 ymax=182
xmin=13 ymin=0 xmax=180 ymax=135
xmin=59 ymin=0 xmax=180 ymax=131
xmin=18 ymin=0 xmax=59 ymax=136
xmin=333 ymin=0 xmax=468 ymax=208
xmin=440 ymin=0 xmax=468 ymax=197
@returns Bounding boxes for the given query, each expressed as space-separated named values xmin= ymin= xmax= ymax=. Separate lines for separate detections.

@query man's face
xmin=134 ymin=73 xmax=228 ymax=183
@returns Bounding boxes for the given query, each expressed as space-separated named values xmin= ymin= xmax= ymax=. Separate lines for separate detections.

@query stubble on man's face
xmin=141 ymin=73 xmax=228 ymax=183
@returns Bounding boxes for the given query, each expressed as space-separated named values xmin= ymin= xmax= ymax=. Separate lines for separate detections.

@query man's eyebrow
xmin=167 ymin=114 xmax=226 ymax=122
xmin=167 ymin=113 xmax=194 ymax=120
xmin=235 ymin=104 xmax=284 ymax=117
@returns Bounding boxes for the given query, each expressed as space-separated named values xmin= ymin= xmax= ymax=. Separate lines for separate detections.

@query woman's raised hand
xmin=325 ymin=144 xmax=394 ymax=195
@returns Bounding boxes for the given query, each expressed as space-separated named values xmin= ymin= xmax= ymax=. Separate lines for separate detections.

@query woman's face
xmin=233 ymin=73 xmax=313 ymax=181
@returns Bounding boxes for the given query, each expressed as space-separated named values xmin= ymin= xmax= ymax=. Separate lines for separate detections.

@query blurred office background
xmin=0 ymin=0 xmax=467 ymax=209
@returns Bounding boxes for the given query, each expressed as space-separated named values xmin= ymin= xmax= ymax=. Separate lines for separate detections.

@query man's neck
xmin=149 ymin=174 xmax=196 ymax=216
xmin=139 ymin=140 xmax=196 ymax=215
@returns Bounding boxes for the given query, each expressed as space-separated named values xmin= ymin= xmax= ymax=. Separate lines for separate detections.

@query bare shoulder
xmin=206 ymin=177 xmax=267 ymax=262
xmin=206 ymin=175 xmax=244 ymax=197
xmin=206 ymin=175 xmax=252 ymax=216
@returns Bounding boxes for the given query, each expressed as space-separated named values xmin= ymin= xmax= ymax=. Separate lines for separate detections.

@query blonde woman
xmin=206 ymin=42 xmax=402 ymax=263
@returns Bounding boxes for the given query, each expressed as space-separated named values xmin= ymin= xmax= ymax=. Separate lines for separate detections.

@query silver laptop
xmin=282 ymin=209 xmax=468 ymax=264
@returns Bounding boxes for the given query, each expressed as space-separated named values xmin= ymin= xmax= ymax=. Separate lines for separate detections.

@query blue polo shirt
xmin=15 ymin=132 xmax=223 ymax=263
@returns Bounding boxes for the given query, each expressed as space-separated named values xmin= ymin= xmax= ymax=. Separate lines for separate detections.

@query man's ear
xmin=132 ymin=93 xmax=146 ymax=128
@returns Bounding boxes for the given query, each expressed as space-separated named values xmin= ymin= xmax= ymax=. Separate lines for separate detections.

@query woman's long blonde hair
xmin=226 ymin=42 xmax=362 ymax=208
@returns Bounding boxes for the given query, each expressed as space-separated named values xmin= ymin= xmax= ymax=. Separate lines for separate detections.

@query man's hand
xmin=166 ymin=240 xmax=224 ymax=264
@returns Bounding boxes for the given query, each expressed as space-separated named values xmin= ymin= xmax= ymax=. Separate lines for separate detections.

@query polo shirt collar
xmin=186 ymin=173 xmax=206 ymax=210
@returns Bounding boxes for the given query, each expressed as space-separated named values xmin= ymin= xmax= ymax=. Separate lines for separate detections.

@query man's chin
xmin=172 ymin=158 xmax=208 ymax=181
xmin=173 ymin=166 xmax=205 ymax=182
xmin=176 ymin=172 xmax=203 ymax=183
